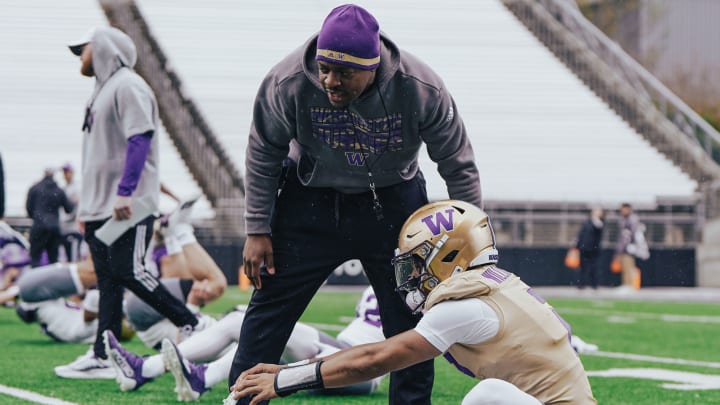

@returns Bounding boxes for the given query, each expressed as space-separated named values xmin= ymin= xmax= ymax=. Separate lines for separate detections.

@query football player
xmin=0 ymin=220 xmax=32 ymax=296
xmin=229 ymin=200 xmax=596 ymax=405
xmin=102 ymin=286 xmax=386 ymax=401
xmin=53 ymin=210 xmax=225 ymax=379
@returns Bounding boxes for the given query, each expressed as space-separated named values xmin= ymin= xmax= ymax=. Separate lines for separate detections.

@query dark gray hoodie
xmin=245 ymin=33 xmax=481 ymax=234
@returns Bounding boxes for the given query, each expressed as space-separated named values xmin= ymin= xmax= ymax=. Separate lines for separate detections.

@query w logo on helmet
xmin=345 ymin=152 xmax=369 ymax=166
xmin=421 ymin=209 xmax=455 ymax=236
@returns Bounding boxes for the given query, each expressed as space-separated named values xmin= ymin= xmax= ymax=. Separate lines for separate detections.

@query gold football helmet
xmin=393 ymin=200 xmax=498 ymax=312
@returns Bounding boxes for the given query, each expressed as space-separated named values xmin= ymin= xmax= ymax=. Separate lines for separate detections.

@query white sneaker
xmin=223 ymin=393 xmax=238 ymax=405
xmin=571 ymin=335 xmax=599 ymax=354
xmin=176 ymin=313 xmax=216 ymax=343
xmin=161 ymin=338 xmax=209 ymax=401
xmin=614 ymin=285 xmax=635 ymax=295
xmin=167 ymin=197 xmax=199 ymax=229
xmin=55 ymin=347 xmax=115 ymax=379
xmin=194 ymin=313 xmax=216 ymax=333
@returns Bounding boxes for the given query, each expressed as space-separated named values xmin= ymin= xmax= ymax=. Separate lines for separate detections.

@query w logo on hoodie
xmin=345 ymin=152 xmax=369 ymax=166
xmin=421 ymin=209 xmax=455 ymax=235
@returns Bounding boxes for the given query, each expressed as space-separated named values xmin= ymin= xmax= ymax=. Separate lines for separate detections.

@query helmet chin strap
xmin=401 ymin=235 xmax=449 ymax=315
xmin=405 ymin=289 xmax=426 ymax=314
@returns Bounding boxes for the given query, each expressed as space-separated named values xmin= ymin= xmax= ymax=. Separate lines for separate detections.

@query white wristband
xmin=285 ymin=359 xmax=311 ymax=368
xmin=274 ymin=360 xmax=324 ymax=397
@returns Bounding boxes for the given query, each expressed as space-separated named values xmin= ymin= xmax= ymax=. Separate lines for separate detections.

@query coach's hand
xmin=242 ymin=234 xmax=274 ymax=289
xmin=113 ymin=195 xmax=133 ymax=220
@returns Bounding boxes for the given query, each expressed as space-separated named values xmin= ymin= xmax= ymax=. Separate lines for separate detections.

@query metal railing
xmin=484 ymin=199 xmax=699 ymax=248
xmin=501 ymin=0 xmax=720 ymax=186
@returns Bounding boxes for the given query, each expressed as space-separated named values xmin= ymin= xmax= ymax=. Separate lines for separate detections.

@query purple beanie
xmin=316 ymin=4 xmax=380 ymax=70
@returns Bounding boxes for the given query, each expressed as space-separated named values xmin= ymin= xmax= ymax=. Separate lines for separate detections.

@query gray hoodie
xmin=77 ymin=27 xmax=160 ymax=222
xmin=245 ymin=33 xmax=482 ymax=234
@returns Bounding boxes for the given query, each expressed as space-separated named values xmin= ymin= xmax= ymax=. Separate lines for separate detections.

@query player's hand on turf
xmin=230 ymin=364 xmax=283 ymax=405
xmin=242 ymin=234 xmax=275 ymax=289
xmin=113 ymin=195 xmax=133 ymax=220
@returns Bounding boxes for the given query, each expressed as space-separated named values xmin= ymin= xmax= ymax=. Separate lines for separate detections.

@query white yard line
xmin=0 ymin=384 xmax=77 ymax=405
xmin=586 ymin=351 xmax=720 ymax=369
xmin=556 ymin=307 xmax=720 ymax=323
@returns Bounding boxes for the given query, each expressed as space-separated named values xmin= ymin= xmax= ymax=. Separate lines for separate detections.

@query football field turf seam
xmin=0 ymin=384 xmax=77 ymax=405
xmin=586 ymin=351 xmax=720 ymax=369
xmin=556 ymin=307 xmax=720 ymax=323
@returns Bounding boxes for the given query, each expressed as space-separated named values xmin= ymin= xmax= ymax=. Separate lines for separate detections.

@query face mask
xmin=405 ymin=289 xmax=426 ymax=314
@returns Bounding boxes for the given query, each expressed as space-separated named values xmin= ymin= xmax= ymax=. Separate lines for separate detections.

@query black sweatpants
xmin=229 ymin=172 xmax=434 ymax=404
xmin=85 ymin=216 xmax=198 ymax=358
xmin=29 ymin=225 xmax=61 ymax=266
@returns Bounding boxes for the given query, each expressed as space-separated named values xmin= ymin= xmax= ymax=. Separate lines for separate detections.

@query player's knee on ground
xmin=462 ymin=378 xmax=542 ymax=405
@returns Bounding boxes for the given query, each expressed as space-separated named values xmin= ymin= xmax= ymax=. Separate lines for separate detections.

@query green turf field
xmin=1 ymin=288 xmax=720 ymax=404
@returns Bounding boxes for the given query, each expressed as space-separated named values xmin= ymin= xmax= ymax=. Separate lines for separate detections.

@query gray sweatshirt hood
xmin=90 ymin=26 xmax=137 ymax=84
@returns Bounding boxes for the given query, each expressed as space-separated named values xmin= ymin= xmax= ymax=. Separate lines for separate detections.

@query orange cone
xmin=239 ymin=266 xmax=252 ymax=291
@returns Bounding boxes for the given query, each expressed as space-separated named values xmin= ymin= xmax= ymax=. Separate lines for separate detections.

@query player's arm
xmin=231 ymin=330 xmax=440 ymax=404
xmin=182 ymin=242 xmax=227 ymax=305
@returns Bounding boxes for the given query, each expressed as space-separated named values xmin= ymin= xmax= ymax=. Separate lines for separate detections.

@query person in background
xmin=0 ymin=221 xmax=32 ymax=297
xmin=233 ymin=4 xmax=482 ymax=403
xmin=57 ymin=25 xmax=204 ymax=378
xmin=59 ymin=163 xmax=83 ymax=262
xmin=26 ymin=167 xmax=74 ymax=266
xmin=574 ymin=207 xmax=604 ymax=290
xmin=230 ymin=201 xmax=596 ymax=405
xmin=614 ymin=203 xmax=641 ymax=291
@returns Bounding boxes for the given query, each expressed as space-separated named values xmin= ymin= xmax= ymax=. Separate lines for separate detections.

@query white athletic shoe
xmin=223 ymin=393 xmax=238 ymax=405
xmin=54 ymin=347 xmax=115 ymax=379
xmin=166 ymin=197 xmax=199 ymax=229
xmin=177 ymin=313 xmax=216 ymax=343
xmin=103 ymin=330 xmax=152 ymax=391
xmin=161 ymin=338 xmax=209 ymax=401
xmin=571 ymin=335 xmax=599 ymax=354
xmin=194 ymin=313 xmax=216 ymax=333
xmin=175 ymin=312 xmax=217 ymax=344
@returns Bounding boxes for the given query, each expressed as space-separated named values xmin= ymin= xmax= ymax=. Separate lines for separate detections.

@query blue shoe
xmin=161 ymin=338 xmax=209 ymax=401
xmin=103 ymin=330 xmax=152 ymax=391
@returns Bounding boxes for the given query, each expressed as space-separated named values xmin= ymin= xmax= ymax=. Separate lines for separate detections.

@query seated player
xmin=0 ymin=220 xmax=32 ymax=300
xmin=102 ymin=286 xmax=386 ymax=401
xmin=7 ymin=216 xmax=223 ymax=346
xmin=2 ymin=256 xmax=97 ymax=307
xmin=52 ymin=202 xmax=226 ymax=378
xmin=229 ymin=201 xmax=597 ymax=405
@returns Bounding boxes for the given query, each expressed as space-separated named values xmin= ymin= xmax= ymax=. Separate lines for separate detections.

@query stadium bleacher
xmin=0 ymin=0 xmax=697 ymax=220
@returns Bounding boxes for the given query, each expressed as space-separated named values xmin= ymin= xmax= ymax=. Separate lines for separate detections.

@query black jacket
xmin=576 ymin=218 xmax=603 ymax=256
xmin=26 ymin=176 xmax=74 ymax=229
